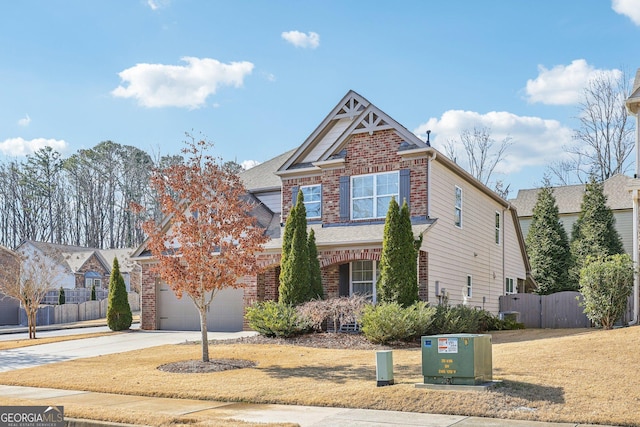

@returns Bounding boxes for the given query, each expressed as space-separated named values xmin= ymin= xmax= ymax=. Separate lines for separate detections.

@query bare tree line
xmin=0 ymin=141 xmax=181 ymax=250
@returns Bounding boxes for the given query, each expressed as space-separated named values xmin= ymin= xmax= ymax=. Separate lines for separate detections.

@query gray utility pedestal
xmin=375 ymin=350 xmax=394 ymax=386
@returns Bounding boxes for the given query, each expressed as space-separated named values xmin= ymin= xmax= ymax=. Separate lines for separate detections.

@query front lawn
xmin=0 ymin=327 xmax=638 ymax=426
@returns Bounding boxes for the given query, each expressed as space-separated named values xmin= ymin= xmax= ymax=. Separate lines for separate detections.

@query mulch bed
xmin=214 ymin=332 xmax=420 ymax=350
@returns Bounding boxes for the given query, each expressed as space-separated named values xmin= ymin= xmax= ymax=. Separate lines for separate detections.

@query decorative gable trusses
xmin=277 ymin=90 xmax=431 ymax=174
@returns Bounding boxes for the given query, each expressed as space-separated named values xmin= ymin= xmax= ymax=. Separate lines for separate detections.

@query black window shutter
xmin=339 ymin=176 xmax=350 ymax=220
xmin=339 ymin=263 xmax=350 ymax=297
xmin=291 ymin=186 xmax=299 ymax=206
xmin=399 ymin=169 xmax=410 ymax=208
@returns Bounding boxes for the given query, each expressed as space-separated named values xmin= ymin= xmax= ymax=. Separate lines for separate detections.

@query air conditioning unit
xmin=420 ymin=334 xmax=492 ymax=386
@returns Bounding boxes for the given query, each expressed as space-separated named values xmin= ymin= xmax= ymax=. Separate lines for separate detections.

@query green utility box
xmin=421 ymin=334 xmax=492 ymax=385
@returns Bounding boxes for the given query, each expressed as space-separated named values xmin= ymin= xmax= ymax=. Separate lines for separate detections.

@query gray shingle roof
xmin=510 ymin=174 xmax=632 ymax=217
xmin=262 ymin=220 xmax=436 ymax=250
xmin=239 ymin=149 xmax=295 ymax=192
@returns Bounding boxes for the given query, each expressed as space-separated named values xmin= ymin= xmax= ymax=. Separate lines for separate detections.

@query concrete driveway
xmin=0 ymin=327 xmax=256 ymax=372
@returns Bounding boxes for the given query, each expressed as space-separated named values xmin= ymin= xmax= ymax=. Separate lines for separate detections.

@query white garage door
xmin=157 ymin=282 xmax=244 ymax=331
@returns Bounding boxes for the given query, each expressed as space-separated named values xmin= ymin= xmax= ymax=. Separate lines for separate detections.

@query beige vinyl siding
xmin=301 ymin=118 xmax=352 ymax=163
xmin=255 ymin=190 xmax=282 ymax=214
xmin=614 ymin=210 xmax=633 ymax=255
xmin=423 ymin=160 xmax=526 ymax=314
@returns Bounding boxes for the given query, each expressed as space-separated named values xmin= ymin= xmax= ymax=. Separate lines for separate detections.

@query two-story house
xmin=135 ymin=91 xmax=533 ymax=331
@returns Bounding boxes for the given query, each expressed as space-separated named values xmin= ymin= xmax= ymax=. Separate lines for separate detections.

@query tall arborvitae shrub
xmin=279 ymin=190 xmax=310 ymax=305
xmin=90 ymin=283 xmax=97 ymax=301
xmin=307 ymin=228 xmax=323 ymax=300
xmin=58 ymin=287 xmax=65 ymax=305
xmin=570 ymin=177 xmax=624 ymax=287
xmin=525 ymin=181 xmax=572 ymax=294
xmin=107 ymin=257 xmax=132 ymax=331
xmin=377 ymin=198 xmax=419 ymax=307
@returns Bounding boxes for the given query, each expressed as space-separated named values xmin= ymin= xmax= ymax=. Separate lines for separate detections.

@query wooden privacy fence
xmin=19 ymin=292 xmax=140 ymax=327
xmin=499 ymin=291 xmax=591 ymax=328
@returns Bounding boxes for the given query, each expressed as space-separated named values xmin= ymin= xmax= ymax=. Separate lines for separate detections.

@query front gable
xmin=276 ymin=91 xmax=432 ymax=227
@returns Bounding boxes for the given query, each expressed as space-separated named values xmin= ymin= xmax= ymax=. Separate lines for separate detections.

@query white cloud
xmin=241 ymin=160 xmax=260 ymax=170
xmin=281 ymin=31 xmax=320 ymax=49
xmin=0 ymin=137 xmax=67 ymax=157
xmin=112 ymin=57 xmax=254 ymax=108
xmin=17 ymin=114 xmax=31 ymax=127
xmin=414 ymin=110 xmax=574 ymax=176
xmin=525 ymin=59 xmax=622 ymax=105
xmin=147 ymin=0 xmax=170 ymax=11
xmin=613 ymin=0 xmax=640 ymax=25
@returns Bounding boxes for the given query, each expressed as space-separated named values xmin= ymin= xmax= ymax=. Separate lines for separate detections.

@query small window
xmin=495 ymin=212 xmax=501 ymax=244
xmin=94 ymin=279 xmax=102 ymax=288
xmin=466 ymin=275 xmax=472 ymax=297
xmin=301 ymin=185 xmax=321 ymax=219
xmin=505 ymin=277 xmax=515 ymax=295
xmin=454 ymin=186 xmax=462 ymax=228
xmin=85 ymin=278 xmax=93 ymax=288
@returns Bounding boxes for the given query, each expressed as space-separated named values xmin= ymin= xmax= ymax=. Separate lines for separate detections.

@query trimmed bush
xmin=58 ymin=287 xmax=65 ymax=305
xmin=245 ymin=301 xmax=310 ymax=337
xmin=90 ymin=284 xmax=97 ymax=301
xmin=426 ymin=303 xmax=523 ymax=334
xmin=361 ymin=301 xmax=436 ymax=344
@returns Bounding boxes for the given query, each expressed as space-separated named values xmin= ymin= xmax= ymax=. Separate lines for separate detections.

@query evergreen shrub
xmin=245 ymin=301 xmax=310 ymax=337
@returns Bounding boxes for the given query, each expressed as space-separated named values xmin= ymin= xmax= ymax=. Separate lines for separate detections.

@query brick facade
xmin=74 ymin=253 xmax=109 ymax=289
xmin=282 ymin=129 xmax=428 ymax=225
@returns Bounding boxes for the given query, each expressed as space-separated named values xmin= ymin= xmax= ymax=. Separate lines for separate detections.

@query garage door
xmin=157 ymin=282 xmax=244 ymax=331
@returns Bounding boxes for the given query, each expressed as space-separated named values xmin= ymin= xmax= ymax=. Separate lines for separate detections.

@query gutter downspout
xmin=427 ymin=151 xmax=436 ymax=219
xmin=632 ymin=189 xmax=639 ymax=325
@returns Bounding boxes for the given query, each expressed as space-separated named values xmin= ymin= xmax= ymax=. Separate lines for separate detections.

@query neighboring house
xmin=510 ymin=174 xmax=634 ymax=255
xmin=0 ymin=245 xmax=20 ymax=325
xmin=14 ymin=240 xmax=141 ymax=293
xmin=135 ymin=90 xmax=533 ymax=332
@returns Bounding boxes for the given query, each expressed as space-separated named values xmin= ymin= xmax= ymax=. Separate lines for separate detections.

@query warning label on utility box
xmin=437 ymin=337 xmax=458 ymax=353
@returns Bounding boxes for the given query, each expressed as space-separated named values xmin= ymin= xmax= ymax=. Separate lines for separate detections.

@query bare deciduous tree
xmin=549 ymin=70 xmax=634 ymax=184
xmin=0 ymin=250 xmax=61 ymax=339
xmin=136 ymin=135 xmax=268 ymax=362
xmin=444 ymin=126 xmax=512 ymax=197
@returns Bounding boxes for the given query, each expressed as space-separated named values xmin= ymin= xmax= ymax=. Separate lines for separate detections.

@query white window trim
xmin=495 ymin=211 xmax=501 ymax=245
xmin=505 ymin=277 xmax=515 ymax=295
xmin=455 ymin=186 xmax=463 ymax=228
xmin=351 ymin=171 xmax=399 ymax=220
xmin=350 ymin=260 xmax=378 ymax=303
xmin=301 ymin=184 xmax=321 ymax=219
xmin=466 ymin=274 xmax=472 ymax=298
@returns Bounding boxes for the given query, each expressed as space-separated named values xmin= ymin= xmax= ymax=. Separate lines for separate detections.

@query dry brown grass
xmin=0 ymin=327 xmax=638 ymax=426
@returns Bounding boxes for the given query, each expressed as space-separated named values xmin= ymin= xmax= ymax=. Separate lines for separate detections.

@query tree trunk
xmin=199 ymin=307 xmax=209 ymax=362
xmin=28 ymin=309 xmax=36 ymax=339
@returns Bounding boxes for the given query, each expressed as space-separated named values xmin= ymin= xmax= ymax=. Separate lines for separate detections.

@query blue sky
xmin=1 ymin=0 xmax=640 ymax=196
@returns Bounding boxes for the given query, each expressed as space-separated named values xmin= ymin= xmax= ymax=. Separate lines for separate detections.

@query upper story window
xmin=351 ymin=171 xmax=399 ymax=220
xmin=495 ymin=211 xmax=501 ymax=244
xmin=454 ymin=186 xmax=463 ymax=228
xmin=301 ymin=185 xmax=321 ymax=219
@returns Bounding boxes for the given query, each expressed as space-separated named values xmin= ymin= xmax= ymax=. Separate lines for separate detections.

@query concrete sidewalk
xmin=0 ymin=384 xmax=616 ymax=427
